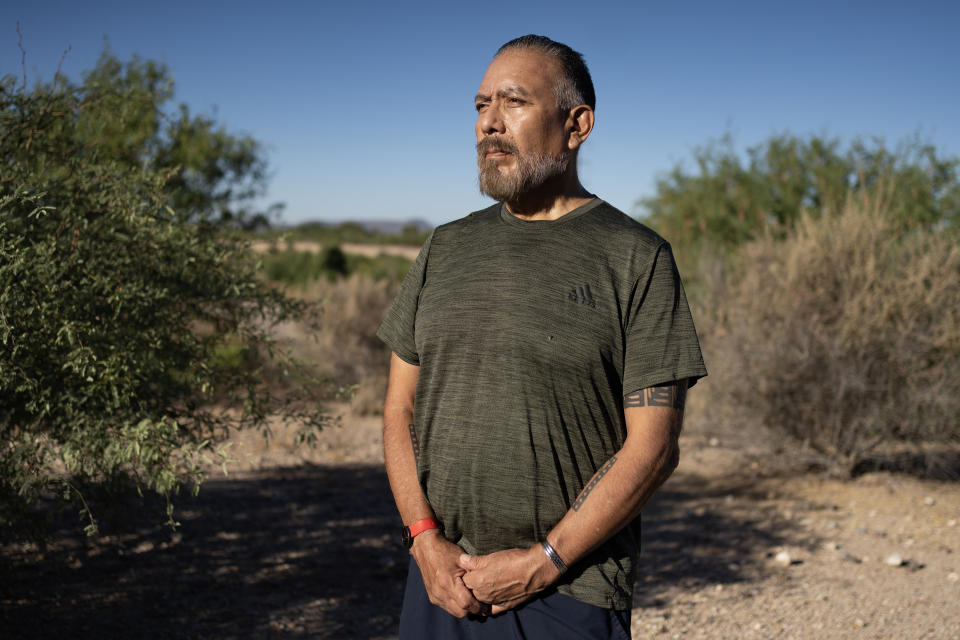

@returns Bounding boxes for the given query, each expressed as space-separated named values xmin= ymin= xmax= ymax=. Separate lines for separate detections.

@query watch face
xmin=401 ymin=526 xmax=412 ymax=548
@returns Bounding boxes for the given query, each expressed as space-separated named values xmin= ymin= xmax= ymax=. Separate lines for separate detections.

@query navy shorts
xmin=399 ymin=557 xmax=632 ymax=640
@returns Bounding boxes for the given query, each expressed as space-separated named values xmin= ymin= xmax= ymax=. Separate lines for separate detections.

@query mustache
xmin=477 ymin=136 xmax=518 ymax=158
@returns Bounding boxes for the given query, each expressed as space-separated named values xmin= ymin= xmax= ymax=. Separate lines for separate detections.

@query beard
xmin=477 ymin=136 xmax=571 ymax=202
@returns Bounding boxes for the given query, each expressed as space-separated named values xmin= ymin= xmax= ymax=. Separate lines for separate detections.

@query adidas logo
xmin=568 ymin=284 xmax=596 ymax=308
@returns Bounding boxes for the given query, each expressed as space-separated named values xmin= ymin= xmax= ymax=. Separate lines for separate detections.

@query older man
xmin=377 ymin=35 xmax=707 ymax=639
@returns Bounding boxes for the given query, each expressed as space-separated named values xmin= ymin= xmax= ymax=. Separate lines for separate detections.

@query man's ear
xmin=566 ymin=105 xmax=595 ymax=151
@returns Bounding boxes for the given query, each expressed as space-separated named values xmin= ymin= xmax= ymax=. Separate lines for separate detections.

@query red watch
xmin=402 ymin=517 xmax=441 ymax=548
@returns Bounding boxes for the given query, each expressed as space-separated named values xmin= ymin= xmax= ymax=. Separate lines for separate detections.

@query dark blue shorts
xmin=399 ymin=557 xmax=632 ymax=640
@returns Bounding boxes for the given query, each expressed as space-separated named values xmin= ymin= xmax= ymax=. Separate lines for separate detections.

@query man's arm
xmin=458 ymin=379 xmax=688 ymax=614
xmin=383 ymin=352 xmax=487 ymax=618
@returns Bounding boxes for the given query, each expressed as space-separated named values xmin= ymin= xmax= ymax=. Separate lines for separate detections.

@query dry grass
xmin=272 ymin=274 xmax=398 ymax=415
xmin=696 ymin=184 xmax=960 ymax=474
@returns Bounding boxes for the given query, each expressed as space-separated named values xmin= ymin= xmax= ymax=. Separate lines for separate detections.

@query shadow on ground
xmin=1 ymin=464 xmax=406 ymax=640
xmin=2 ymin=464 xmax=811 ymax=639
xmin=634 ymin=470 xmax=811 ymax=608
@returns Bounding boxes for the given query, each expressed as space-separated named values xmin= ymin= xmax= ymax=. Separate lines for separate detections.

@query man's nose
xmin=477 ymin=104 xmax=505 ymax=135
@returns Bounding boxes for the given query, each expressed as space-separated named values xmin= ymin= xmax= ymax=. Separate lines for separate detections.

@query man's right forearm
xmin=382 ymin=404 xmax=435 ymax=525
xmin=383 ymin=353 xmax=486 ymax=618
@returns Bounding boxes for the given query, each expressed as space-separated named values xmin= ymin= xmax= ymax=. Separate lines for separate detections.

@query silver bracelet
xmin=542 ymin=541 xmax=568 ymax=575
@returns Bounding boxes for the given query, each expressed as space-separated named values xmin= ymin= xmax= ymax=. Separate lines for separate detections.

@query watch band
xmin=408 ymin=517 xmax=440 ymax=538
xmin=402 ymin=517 xmax=440 ymax=548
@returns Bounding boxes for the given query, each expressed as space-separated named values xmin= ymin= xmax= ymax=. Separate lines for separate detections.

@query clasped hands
xmin=411 ymin=531 xmax=560 ymax=618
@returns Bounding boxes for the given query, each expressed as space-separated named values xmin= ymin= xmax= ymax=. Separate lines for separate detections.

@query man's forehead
xmin=477 ymin=49 xmax=559 ymax=95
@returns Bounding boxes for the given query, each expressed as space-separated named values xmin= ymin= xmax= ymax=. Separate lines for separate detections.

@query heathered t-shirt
xmin=377 ymin=198 xmax=707 ymax=609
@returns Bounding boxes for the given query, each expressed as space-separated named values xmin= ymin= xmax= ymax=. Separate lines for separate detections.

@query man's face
xmin=474 ymin=49 xmax=572 ymax=202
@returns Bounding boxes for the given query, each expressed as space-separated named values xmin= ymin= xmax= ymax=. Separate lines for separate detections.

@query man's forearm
xmin=383 ymin=406 xmax=434 ymax=525
xmin=545 ymin=417 xmax=680 ymax=570
xmin=457 ymin=407 xmax=682 ymax=613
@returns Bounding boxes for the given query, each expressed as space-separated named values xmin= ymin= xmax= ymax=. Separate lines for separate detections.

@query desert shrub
xmin=255 ymin=220 xmax=430 ymax=246
xmin=261 ymin=248 xmax=412 ymax=286
xmin=0 ymin=55 xmax=324 ymax=537
xmin=274 ymin=274 xmax=399 ymax=414
xmin=700 ymin=182 xmax=960 ymax=473
xmin=640 ymin=134 xmax=960 ymax=283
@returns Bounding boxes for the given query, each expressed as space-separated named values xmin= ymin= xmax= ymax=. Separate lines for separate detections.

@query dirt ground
xmin=2 ymin=403 xmax=958 ymax=639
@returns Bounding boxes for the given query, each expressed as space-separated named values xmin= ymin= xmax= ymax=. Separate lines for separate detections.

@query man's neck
xmin=504 ymin=177 xmax=593 ymax=221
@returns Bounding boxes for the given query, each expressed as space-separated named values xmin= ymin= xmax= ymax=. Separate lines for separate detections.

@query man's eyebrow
xmin=474 ymin=87 xmax=531 ymax=103
xmin=497 ymin=86 xmax=530 ymax=99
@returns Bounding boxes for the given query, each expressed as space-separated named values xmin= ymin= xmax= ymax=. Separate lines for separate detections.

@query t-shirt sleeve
xmin=622 ymin=242 xmax=707 ymax=395
xmin=376 ymin=231 xmax=434 ymax=366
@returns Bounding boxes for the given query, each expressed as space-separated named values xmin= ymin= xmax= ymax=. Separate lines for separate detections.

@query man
xmin=377 ymin=35 xmax=706 ymax=639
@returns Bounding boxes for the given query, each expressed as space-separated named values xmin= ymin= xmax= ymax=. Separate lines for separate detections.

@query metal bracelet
xmin=542 ymin=541 xmax=568 ymax=575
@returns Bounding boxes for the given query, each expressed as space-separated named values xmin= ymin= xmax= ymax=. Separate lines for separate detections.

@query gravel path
xmin=2 ymin=407 xmax=957 ymax=639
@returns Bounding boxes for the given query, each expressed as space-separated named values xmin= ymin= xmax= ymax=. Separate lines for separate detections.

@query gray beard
xmin=477 ymin=148 xmax=571 ymax=202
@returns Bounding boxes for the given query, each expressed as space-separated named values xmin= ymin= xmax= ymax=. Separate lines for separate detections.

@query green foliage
xmin=260 ymin=248 xmax=412 ymax=286
xmin=0 ymin=57 xmax=324 ymax=536
xmin=72 ymin=47 xmax=275 ymax=229
xmin=640 ymin=133 xmax=960 ymax=276
xmin=256 ymin=220 xmax=431 ymax=247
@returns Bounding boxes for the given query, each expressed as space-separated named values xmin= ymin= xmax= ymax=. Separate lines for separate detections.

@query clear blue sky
xmin=4 ymin=0 xmax=958 ymax=227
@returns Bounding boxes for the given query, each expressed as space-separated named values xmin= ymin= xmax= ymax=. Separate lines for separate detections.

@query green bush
xmin=255 ymin=220 xmax=430 ymax=246
xmin=260 ymin=248 xmax=412 ymax=286
xmin=640 ymin=133 xmax=960 ymax=282
xmin=699 ymin=182 xmax=960 ymax=473
xmin=0 ymin=57 xmax=324 ymax=536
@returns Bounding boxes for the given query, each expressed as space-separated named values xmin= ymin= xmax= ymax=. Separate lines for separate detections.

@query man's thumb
xmin=458 ymin=553 xmax=477 ymax=569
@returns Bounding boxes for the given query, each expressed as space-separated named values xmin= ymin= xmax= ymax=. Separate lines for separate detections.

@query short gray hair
xmin=496 ymin=35 xmax=596 ymax=114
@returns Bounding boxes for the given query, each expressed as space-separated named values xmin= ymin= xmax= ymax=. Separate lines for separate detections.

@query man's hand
xmin=411 ymin=531 xmax=489 ymax=618
xmin=457 ymin=545 xmax=559 ymax=615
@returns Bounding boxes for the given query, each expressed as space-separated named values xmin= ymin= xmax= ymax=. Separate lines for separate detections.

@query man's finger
xmin=454 ymin=576 xmax=485 ymax=613
xmin=457 ymin=553 xmax=479 ymax=570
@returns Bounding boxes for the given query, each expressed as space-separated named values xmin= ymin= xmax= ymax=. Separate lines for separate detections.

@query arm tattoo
xmin=407 ymin=423 xmax=420 ymax=463
xmin=624 ymin=381 xmax=687 ymax=410
xmin=572 ymin=455 xmax=618 ymax=512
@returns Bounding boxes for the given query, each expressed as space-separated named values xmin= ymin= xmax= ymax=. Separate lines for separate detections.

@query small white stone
xmin=948 ymin=572 xmax=959 ymax=583
xmin=884 ymin=553 xmax=904 ymax=567
xmin=947 ymin=519 xmax=957 ymax=527
xmin=774 ymin=550 xmax=792 ymax=566
xmin=923 ymin=496 xmax=935 ymax=506
xmin=823 ymin=541 xmax=839 ymax=551
xmin=708 ymin=437 xmax=720 ymax=447
xmin=854 ymin=618 xmax=867 ymax=628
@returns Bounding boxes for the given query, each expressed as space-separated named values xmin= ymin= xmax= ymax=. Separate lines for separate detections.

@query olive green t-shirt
xmin=377 ymin=198 xmax=707 ymax=609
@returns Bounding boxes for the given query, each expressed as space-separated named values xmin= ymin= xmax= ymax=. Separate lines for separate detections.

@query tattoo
xmin=407 ymin=423 xmax=420 ymax=463
xmin=624 ymin=381 xmax=687 ymax=410
xmin=572 ymin=455 xmax=618 ymax=512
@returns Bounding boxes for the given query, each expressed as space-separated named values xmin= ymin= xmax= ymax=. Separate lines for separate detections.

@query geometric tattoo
xmin=407 ymin=423 xmax=420 ymax=463
xmin=624 ymin=381 xmax=686 ymax=411
xmin=572 ymin=455 xmax=618 ymax=512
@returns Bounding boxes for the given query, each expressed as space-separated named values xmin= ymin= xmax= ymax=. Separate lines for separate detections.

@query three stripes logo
xmin=568 ymin=284 xmax=596 ymax=308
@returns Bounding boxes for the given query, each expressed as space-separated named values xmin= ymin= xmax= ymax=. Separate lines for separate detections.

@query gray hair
xmin=496 ymin=35 xmax=596 ymax=114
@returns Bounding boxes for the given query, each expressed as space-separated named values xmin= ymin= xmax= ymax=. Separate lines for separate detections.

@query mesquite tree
xmin=0 ymin=54 xmax=324 ymax=536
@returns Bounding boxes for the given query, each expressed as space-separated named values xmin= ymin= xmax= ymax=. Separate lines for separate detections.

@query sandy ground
xmin=2 ymin=403 xmax=958 ymax=639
